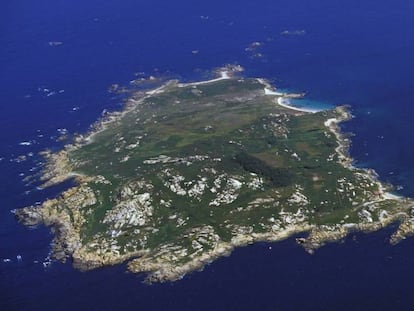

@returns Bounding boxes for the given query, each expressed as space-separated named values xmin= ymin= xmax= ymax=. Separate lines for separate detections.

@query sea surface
xmin=2 ymin=0 xmax=414 ymax=310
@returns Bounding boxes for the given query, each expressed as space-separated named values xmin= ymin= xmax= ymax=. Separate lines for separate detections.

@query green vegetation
xmin=64 ymin=78 xmax=379 ymax=251
xmin=17 ymin=76 xmax=412 ymax=282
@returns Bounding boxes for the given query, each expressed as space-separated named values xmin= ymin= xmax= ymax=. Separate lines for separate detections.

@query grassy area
xmin=38 ymin=77 xmax=400 ymax=264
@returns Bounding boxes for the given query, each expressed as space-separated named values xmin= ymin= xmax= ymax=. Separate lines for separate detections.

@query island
xmin=15 ymin=66 xmax=414 ymax=283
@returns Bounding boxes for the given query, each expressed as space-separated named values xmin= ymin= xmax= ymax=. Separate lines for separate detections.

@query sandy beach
xmin=276 ymin=97 xmax=319 ymax=113
xmin=177 ymin=70 xmax=231 ymax=87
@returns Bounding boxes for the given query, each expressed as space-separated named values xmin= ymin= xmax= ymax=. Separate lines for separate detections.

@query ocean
xmin=2 ymin=0 xmax=414 ymax=310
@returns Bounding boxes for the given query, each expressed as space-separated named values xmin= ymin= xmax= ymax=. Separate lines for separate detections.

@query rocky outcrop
xmin=14 ymin=75 xmax=414 ymax=284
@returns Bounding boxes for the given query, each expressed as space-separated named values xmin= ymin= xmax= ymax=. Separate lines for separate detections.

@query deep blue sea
xmin=2 ymin=0 xmax=414 ymax=310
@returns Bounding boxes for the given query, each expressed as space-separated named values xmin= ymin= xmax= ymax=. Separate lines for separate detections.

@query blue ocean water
xmin=2 ymin=0 xmax=414 ymax=309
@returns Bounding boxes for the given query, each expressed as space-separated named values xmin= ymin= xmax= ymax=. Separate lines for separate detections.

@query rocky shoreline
xmin=14 ymin=73 xmax=414 ymax=283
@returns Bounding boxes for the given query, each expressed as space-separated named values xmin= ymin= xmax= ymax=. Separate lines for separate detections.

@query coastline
xmin=276 ymin=97 xmax=320 ymax=113
xmin=177 ymin=70 xmax=230 ymax=87
xmin=14 ymin=70 xmax=414 ymax=283
xmin=177 ymin=64 xmax=243 ymax=87
xmin=259 ymin=80 xmax=321 ymax=113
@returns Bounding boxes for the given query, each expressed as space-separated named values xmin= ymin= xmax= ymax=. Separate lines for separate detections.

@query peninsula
xmin=15 ymin=67 xmax=414 ymax=282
